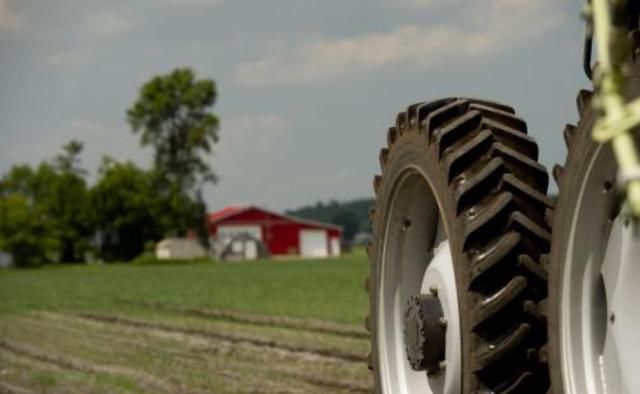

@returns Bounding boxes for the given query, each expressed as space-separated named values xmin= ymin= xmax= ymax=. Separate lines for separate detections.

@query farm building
xmin=156 ymin=238 xmax=207 ymax=260
xmin=208 ymin=205 xmax=342 ymax=258
xmin=216 ymin=233 xmax=269 ymax=261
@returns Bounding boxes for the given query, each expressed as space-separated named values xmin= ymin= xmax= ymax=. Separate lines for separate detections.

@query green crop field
xmin=0 ymin=251 xmax=373 ymax=393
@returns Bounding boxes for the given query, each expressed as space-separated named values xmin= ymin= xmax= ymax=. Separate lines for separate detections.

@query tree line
xmin=285 ymin=198 xmax=374 ymax=242
xmin=0 ymin=68 xmax=219 ymax=267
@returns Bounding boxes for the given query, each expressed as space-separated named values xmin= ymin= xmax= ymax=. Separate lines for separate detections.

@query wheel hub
xmin=404 ymin=293 xmax=446 ymax=373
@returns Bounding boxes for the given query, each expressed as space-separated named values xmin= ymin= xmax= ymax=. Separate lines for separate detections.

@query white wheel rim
xmin=377 ymin=170 xmax=461 ymax=394
xmin=560 ymin=144 xmax=640 ymax=394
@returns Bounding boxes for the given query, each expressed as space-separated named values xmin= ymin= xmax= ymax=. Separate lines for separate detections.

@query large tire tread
xmin=368 ymin=97 xmax=551 ymax=393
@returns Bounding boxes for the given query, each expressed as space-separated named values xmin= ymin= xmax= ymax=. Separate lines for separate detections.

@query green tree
xmin=331 ymin=209 xmax=360 ymax=242
xmin=54 ymin=139 xmax=86 ymax=176
xmin=126 ymin=68 xmax=219 ymax=238
xmin=286 ymin=198 xmax=375 ymax=235
xmin=0 ymin=164 xmax=59 ymax=266
xmin=49 ymin=140 xmax=89 ymax=262
xmin=0 ymin=141 xmax=90 ymax=264
xmin=0 ymin=193 xmax=58 ymax=267
xmin=90 ymin=159 xmax=163 ymax=261
xmin=47 ymin=172 xmax=89 ymax=262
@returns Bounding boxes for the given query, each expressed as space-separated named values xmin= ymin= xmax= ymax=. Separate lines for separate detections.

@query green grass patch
xmin=94 ymin=373 xmax=142 ymax=393
xmin=32 ymin=371 xmax=58 ymax=386
xmin=0 ymin=251 xmax=369 ymax=324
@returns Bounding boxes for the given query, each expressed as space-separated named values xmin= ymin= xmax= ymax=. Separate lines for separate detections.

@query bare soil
xmin=0 ymin=310 xmax=372 ymax=393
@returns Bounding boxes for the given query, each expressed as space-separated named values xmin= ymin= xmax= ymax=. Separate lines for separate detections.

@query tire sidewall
xmin=547 ymin=111 xmax=599 ymax=394
xmin=548 ymin=61 xmax=640 ymax=394
xmin=370 ymin=131 xmax=473 ymax=393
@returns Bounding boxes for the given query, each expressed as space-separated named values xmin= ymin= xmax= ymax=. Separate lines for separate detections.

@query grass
xmin=0 ymin=248 xmax=369 ymax=325
xmin=0 ymin=250 xmax=373 ymax=393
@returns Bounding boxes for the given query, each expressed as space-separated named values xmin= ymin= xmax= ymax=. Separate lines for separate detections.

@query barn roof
xmin=207 ymin=205 xmax=249 ymax=223
xmin=208 ymin=205 xmax=342 ymax=231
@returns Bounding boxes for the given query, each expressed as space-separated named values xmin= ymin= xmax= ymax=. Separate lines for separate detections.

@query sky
xmin=0 ymin=0 xmax=589 ymax=212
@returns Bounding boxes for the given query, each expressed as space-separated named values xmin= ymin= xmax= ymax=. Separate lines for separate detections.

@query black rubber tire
xmin=547 ymin=40 xmax=640 ymax=394
xmin=366 ymin=98 xmax=552 ymax=393
xmin=545 ymin=88 xmax=600 ymax=394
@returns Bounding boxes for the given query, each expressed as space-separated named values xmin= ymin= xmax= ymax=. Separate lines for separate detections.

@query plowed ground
xmin=0 ymin=255 xmax=371 ymax=393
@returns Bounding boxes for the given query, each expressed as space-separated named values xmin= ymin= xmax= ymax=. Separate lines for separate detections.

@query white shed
xmin=156 ymin=238 xmax=207 ymax=260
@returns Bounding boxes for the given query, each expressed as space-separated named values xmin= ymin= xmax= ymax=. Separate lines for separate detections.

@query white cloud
xmin=85 ymin=11 xmax=130 ymax=37
xmin=0 ymin=0 xmax=22 ymax=30
xmin=46 ymin=50 xmax=89 ymax=66
xmin=236 ymin=25 xmax=458 ymax=85
xmin=235 ymin=0 xmax=561 ymax=86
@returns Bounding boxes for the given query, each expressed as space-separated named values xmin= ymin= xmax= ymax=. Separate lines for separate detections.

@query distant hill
xmin=286 ymin=198 xmax=374 ymax=241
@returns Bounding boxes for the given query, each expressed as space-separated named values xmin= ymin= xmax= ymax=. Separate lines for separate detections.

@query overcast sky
xmin=1 ymin=0 xmax=588 ymax=211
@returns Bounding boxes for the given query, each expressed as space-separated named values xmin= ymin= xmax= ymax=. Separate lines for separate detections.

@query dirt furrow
xmin=284 ymin=371 xmax=371 ymax=393
xmin=74 ymin=312 xmax=367 ymax=363
xmin=0 ymin=340 xmax=176 ymax=393
xmin=118 ymin=299 xmax=368 ymax=339
xmin=15 ymin=312 xmax=205 ymax=364
xmin=5 ymin=312 xmax=372 ymax=393
xmin=189 ymin=344 xmax=371 ymax=393
xmin=0 ymin=382 xmax=33 ymax=394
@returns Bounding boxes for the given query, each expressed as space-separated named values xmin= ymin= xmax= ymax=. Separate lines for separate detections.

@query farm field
xmin=0 ymin=251 xmax=372 ymax=393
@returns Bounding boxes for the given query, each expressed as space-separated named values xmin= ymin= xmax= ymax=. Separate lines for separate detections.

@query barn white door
xmin=330 ymin=237 xmax=341 ymax=256
xmin=245 ymin=241 xmax=258 ymax=260
xmin=299 ymin=229 xmax=328 ymax=258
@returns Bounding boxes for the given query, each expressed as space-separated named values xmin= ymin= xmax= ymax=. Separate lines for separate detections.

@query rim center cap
xmin=404 ymin=293 xmax=446 ymax=373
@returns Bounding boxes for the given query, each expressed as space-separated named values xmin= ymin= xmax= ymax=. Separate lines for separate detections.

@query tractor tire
xmin=366 ymin=98 xmax=552 ymax=393
xmin=546 ymin=38 xmax=640 ymax=394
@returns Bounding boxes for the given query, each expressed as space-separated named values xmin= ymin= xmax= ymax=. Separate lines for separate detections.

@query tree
xmin=54 ymin=139 xmax=86 ymax=176
xmin=0 ymin=193 xmax=58 ymax=267
xmin=48 ymin=140 xmax=90 ymax=263
xmin=0 ymin=164 xmax=59 ymax=266
xmin=126 ymin=68 xmax=219 ymax=238
xmin=0 ymin=141 xmax=90 ymax=264
xmin=286 ymin=198 xmax=375 ymax=235
xmin=331 ymin=209 xmax=360 ymax=242
xmin=47 ymin=171 xmax=89 ymax=262
xmin=89 ymin=159 xmax=163 ymax=261
xmin=126 ymin=68 xmax=219 ymax=188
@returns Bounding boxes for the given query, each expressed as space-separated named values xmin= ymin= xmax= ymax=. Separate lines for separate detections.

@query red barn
xmin=208 ymin=205 xmax=342 ymax=258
